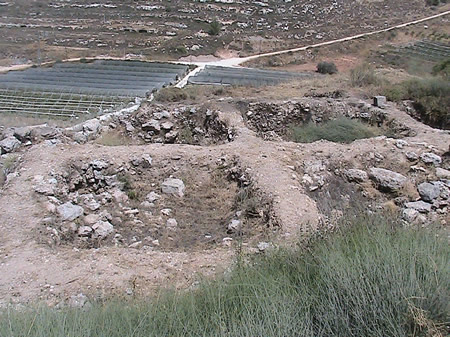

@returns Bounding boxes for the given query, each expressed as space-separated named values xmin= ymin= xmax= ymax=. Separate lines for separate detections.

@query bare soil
xmin=0 ymin=92 xmax=448 ymax=306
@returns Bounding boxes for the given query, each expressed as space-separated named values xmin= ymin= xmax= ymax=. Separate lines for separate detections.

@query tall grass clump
xmin=288 ymin=117 xmax=379 ymax=143
xmin=350 ymin=63 xmax=380 ymax=87
xmin=1 ymin=214 xmax=448 ymax=337
xmin=384 ymin=77 xmax=450 ymax=129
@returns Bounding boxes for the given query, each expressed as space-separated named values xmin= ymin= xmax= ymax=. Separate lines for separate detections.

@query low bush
xmin=317 ymin=61 xmax=338 ymax=74
xmin=288 ymin=117 xmax=379 ymax=143
xmin=384 ymin=78 xmax=450 ymax=129
xmin=208 ymin=19 xmax=221 ymax=36
xmin=155 ymin=87 xmax=188 ymax=102
xmin=1 ymin=213 xmax=448 ymax=337
xmin=350 ymin=64 xmax=380 ymax=87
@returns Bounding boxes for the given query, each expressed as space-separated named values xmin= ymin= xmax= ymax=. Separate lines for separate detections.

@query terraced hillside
xmin=0 ymin=0 xmax=442 ymax=65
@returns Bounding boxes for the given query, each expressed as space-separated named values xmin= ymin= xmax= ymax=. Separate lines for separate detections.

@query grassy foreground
xmin=1 ymin=216 xmax=448 ymax=337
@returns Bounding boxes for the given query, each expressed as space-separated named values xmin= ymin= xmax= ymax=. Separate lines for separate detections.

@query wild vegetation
xmin=288 ymin=118 xmax=379 ymax=144
xmin=1 ymin=214 xmax=448 ymax=337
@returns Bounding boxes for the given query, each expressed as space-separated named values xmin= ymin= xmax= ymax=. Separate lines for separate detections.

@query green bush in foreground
xmin=1 ymin=216 xmax=448 ymax=337
xmin=384 ymin=78 xmax=450 ymax=129
xmin=288 ymin=117 xmax=379 ymax=144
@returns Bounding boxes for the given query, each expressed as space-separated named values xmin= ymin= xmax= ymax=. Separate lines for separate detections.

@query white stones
xmin=227 ymin=219 xmax=241 ymax=233
xmin=146 ymin=191 xmax=160 ymax=203
xmin=257 ymin=242 xmax=271 ymax=252
xmin=57 ymin=202 xmax=84 ymax=221
xmin=161 ymin=178 xmax=185 ymax=197
xmin=420 ymin=152 xmax=442 ymax=166
xmin=0 ymin=136 xmax=21 ymax=154
xmin=368 ymin=168 xmax=407 ymax=192
xmin=161 ymin=121 xmax=174 ymax=130
xmin=166 ymin=218 xmax=178 ymax=229
xmin=83 ymin=214 xmax=100 ymax=226
xmin=92 ymin=220 xmax=114 ymax=239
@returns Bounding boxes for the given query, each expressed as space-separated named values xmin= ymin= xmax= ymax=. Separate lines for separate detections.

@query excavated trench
xmin=36 ymin=157 xmax=278 ymax=252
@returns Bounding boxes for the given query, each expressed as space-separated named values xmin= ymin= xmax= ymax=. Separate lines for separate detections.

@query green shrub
xmin=317 ymin=61 xmax=338 ymax=74
xmin=288 ymin=118 xmax=379 ymax=143
xmin=208 ymin=20 xmax=221 ymax=36
xmin=1 ymin=214 xmax=448 ymax=337
xmin=432 ymin=58 xmax=450 ymax=79
xmin=155 ymin=87 xmax=188 ymax=102
xmin=350 ymin=64 xmax=380 ymax=87
xmin=384 ymin=78 xmax=450 ymax=129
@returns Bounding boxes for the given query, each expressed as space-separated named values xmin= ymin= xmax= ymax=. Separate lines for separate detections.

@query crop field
xmin=0 ymin=60 xmax=189 ymax=120
xmin=0 ymin=89 xmax=133 ymax=120
xmin=188 ymin=66 xmax=313 ymax=87
xmin=376 ymin=40 xmax=450 ymax=68
xmin=0 ymin=60 xmax=189 ymax=97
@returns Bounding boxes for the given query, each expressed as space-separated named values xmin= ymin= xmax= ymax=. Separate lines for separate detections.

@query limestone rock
xmin=420 ymin=152 xmax=442 ymax=166
xmin=57 ymin=202 xmax=84 ymax=221
xmin=402 ymin=208 xmax=419 ymax=222
xmin=405 ymin=201 xmax=432 ymax=213
xmin=0 ymin=136 xmax=21 ymax=154
xmin=417 ymin=182 xmax=441 ymax=202
xmin=146 ymin=191 xmax=160 ymax=203
xmin=166 ymin=218 xmax=178 ymax=228
xmin=92 ymin=220 xmax=114 ymax=239
xmin=78 ymin=226 xmax=93 ymax=237
xmin=161 ymin=178 xmax=185 ymax=197
xmin=368 ymin=168 xmax=407 ymax=192
xmin=142 ymin=119 xmax=161 ymax=133
xmin=405 ymin=151 xmax=419 ymax=161
xmin=227 ymin=219 xmax=241 ymax=233
xmin=436 ymin=168 xmax=450 ymax=180
xmin=343 ymin=169 xmax=368 ymax=183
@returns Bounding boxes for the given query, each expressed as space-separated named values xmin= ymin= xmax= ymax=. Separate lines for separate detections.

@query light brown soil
xmin=0 ymin=97 xmax=448 ymax=306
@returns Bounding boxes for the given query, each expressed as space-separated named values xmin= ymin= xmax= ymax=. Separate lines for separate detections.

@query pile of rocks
xmin=106 ymin=104 xmax=233 ymax=145
xmin=0 ymin=124 xmax=60 ymax=154
xmin=342 ymin=151 xmax=449 ymax=226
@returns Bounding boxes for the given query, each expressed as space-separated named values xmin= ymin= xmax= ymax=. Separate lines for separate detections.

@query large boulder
xmin=368 ymin=168 xmax=407 ymax=192
xmin=161 ymin=178 xmax=185 ymax=197
xmin=57 ymin=202 xmax=84 ymax=221
xmin=417 ymin=182 xmax=441 ymax=202
xmin=0 ymin=136 xmax=21 ymax=154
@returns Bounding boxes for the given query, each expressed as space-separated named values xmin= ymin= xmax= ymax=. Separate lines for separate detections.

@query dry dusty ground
xmin=0 ymin=93 xmax=449 ymax=306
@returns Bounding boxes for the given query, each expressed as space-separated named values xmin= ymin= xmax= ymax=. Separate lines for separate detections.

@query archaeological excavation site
xmin=0 ymin=1 xmax=449 ymax=336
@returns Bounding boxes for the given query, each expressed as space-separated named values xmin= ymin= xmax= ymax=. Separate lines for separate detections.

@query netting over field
xmin=0 ymin=89 xmax=133 ymax=119
xmin=0 ymin=60 xmax=189 ymax=119
xmin=188 ymin=66 xmax=313 ymax=86
xmin=0 ymin=60 xmax=189 ymax=97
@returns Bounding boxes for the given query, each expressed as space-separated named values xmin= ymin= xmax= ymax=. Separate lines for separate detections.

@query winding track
xmin=176 ymin=10 xmax=450 ymax=88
